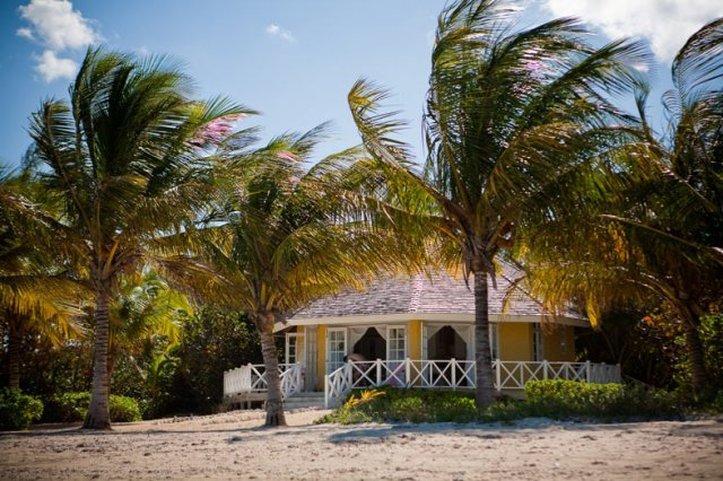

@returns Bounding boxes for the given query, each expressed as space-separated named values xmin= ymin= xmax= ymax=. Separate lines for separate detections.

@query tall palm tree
xmin=347 ymin=0 xmax=647 ymax=408
xmin=0 ymin=168 xmax=83 ymax=390
xmin=180 ymin=126 xmax=421 ymax=426
xmin=26 ymin=48 xmax=250 ymax=429
xmin=518 ymin=19 xmax=722 ymax=398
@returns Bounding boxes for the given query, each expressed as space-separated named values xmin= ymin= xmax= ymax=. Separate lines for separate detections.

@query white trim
xmin=276 ymin=312 xmax=588 ymax=332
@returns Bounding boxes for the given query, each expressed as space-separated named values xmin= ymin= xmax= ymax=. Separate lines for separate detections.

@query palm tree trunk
xmin=473 ymin=268 xmax=495 ymax=409
xmin=259 ymin=329 xmax=286 ymax=427
xmin=682 ymin=317 xmax=708 ymax=398
xmin=84 ymin=288 xmax=112 ymax=429
xmin=7 ymin=318 xmax=21 ymax=390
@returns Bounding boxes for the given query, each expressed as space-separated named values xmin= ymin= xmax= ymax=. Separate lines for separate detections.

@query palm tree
xmin=0 ymin=169 xmax=83 ymax=390
xmin=347 ymin=0 xmax=647 ymax=408
xmin=26 ymin=48 xmax=250 ymax=429
xmin=518 ymin=19 xmax=722 ymax=398
xmin=181 ymin=126 xmax=421 ymax=426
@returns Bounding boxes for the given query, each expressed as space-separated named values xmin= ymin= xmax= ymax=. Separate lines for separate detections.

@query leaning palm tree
xmin=348 ymin=0 xmax=647 ymax=408
xmin=518 ymin=18 xmax=722 ymax=398
xmin=26 ymin=48 xmax=249 ymax=429
xmin=180 ymin=126 xmax=422 ymax=426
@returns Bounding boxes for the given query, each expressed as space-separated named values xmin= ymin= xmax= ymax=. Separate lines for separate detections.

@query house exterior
xmin=223 ymin=265 xmax=621 ymax=408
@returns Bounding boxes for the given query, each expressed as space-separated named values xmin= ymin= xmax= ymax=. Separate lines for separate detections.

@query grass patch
xmin=317 ymin=380 xmax=682 ymax=425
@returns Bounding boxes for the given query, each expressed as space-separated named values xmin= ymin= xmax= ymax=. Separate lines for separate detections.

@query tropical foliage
xmin=347 ymin=0 xmax=648 ymax=407
xmin=0 ymin=169 xmax=83 ymax=390
xmin=516 ymin=18 xmax=722 ymax=401
xmin=180 ymin=125 xmax=423 ymax=426
xmin=0 ymin=0 xmax=720 ymax=430
xmin=23 ymin=48 xmax=249 ymax=428
xmin=318 ymin=381 xmax=680 ymax=425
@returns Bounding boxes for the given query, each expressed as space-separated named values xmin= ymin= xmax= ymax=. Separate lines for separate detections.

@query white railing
xmin=324 ymin=359 xmax=621 ymax=408
xmin=223 ymin=363 xmax=304 ymax=399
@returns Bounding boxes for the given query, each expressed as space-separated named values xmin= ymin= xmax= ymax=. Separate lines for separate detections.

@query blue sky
xmin=1 ymin=0 xmax=721 ymax=168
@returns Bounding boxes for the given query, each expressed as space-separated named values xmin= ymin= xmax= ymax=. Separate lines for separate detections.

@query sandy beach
xmin=1 ymin=409 xmax=721 ymax=480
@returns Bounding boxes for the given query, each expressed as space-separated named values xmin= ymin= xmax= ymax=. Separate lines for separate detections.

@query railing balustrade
xmin=324 ymin=359 xmax=621 ymax=408
xmin=223 ymin=363 xmax=304 ymax=399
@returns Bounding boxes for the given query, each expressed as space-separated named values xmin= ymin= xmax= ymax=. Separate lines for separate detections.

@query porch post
xmin=324 ymin=374 xmax=329 ymax=408
xmin=495 ymin=360 xmax=501 ymax=391
xmin=585 ymin=360 xmax=592 ymax=382
xmin=405 ymin=358 xmax=411 ymax=388
xmin=451 ymin=358 xmax=457 ymax=389
xmin=376 ymin=358 xmax=382 ymax=386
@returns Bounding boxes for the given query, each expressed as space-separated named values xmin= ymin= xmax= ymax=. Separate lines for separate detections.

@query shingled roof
xmin=289 ymin=264 xmax=583 ymax=322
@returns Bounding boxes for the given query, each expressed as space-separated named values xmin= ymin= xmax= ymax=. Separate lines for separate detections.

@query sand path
xmin=1 ymin=409 xmax=721 ymax=480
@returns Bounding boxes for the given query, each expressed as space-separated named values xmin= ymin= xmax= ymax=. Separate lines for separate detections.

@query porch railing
xmin=324 ymin=359 xmax=621 ymax=408
xmin=223 ymin=363 xmax=304 ymax=399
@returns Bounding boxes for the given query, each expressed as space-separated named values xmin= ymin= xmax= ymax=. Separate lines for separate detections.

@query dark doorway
xmin=427 ymin=325 xmax=469 ymax=386
xmin=428 ymin=325 xmax=467 ymax=360
xmin=353 ymin=327 xmax=386 ymax=361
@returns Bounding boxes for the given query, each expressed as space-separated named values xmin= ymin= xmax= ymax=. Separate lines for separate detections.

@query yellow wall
xmin=295 ymin=326 xmax=304 ymax=361
xmin=499 ymin=323 xmax=533 ymax=361
xmin=407 ymin=320 xmax=422 ymax=359
xmin=542 ymin=325 xmax=576 ymax=361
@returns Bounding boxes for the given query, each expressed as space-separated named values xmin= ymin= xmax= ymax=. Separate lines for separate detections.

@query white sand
xmin=1 ymin=409 xmax=721 ymax=480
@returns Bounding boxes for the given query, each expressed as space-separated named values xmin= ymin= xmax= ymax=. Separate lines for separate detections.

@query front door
xmin=386 ymin=326 xmax=407 ymax=385
xmin=326 ymin=328 xmax=347 ymax=373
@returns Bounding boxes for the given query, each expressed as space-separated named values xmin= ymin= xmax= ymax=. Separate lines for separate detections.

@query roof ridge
xmin=408 ymin=273 xmax=425 ymax=313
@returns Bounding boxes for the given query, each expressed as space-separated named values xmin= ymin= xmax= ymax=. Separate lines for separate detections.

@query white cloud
xmin=16 ymin=0 xmax=100 ymax=82
xmin=18 ymin=0 xmax=99 ymax=50
xmin=265 ymin=23 xmax=295 ymax=43
xmin=16 ymin=27 xmax=34 ymax=40
xmin=35 ymin=50 xmax=77 ymax=82
xmin=543 ymin=0 xmax=723 ymax=62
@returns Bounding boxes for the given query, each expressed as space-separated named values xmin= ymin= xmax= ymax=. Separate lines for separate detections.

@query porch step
xmin=284 ymin=392 xmax=325 ymax=410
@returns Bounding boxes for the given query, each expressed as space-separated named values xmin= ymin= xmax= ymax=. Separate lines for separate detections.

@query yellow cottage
xmin=224 ymin=264 xmax=621 ymax=408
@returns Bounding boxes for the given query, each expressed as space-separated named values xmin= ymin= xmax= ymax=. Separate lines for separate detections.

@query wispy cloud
xmin=544 ymin=0 xmax=723 ymax=62
xmin=266 ymin=23 xmax=295 ymax=43
xmin=16 ymin=0 xmax=101 ymax=82
xmin=35 ymin=49 xmax=77 ymax=82
xmin=16 ymin=27 xmax=34 ymax=40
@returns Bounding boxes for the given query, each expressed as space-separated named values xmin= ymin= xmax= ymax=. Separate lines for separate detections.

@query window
xmin=327 ymin=329 xmax=347 ymax=372
xmin=532 ymin=324 xmax=544 ymax=361
xmin=489 ymin=324 xmax=499 ymax=360
xmin=285 ymin=333 xmax=302 ymax=365
xmin=387 ymin=327 xmax=406 ymax=361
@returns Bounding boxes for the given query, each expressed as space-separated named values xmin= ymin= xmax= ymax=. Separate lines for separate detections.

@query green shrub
xmin=47 ymin=392 xmax=141 ymax=423
xmin=525 ymin=380 xmax=679 ymax=419
xmin=109 ymin=395 xmax=142 ymax=422
xmin=318 ymin=382 xmax=681 ymax=425
xmin=0 ymin=388 xmax=44 ymax=430
xmin=317 ymin=387 xmax=526 ymax=424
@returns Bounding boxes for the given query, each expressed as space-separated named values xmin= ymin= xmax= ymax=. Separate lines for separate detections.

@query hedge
xmin=0 ymin=388 xmax=44 ymax=430
xmin=524 ymin=380 xmax=680 ymax=419
xmin=318 ymin=380 xmax=681 ymax=425
xmin=46 ymin=392 xmax=142 ymax=423
xmin=317 ymin=387 xmax=526 ymax=424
